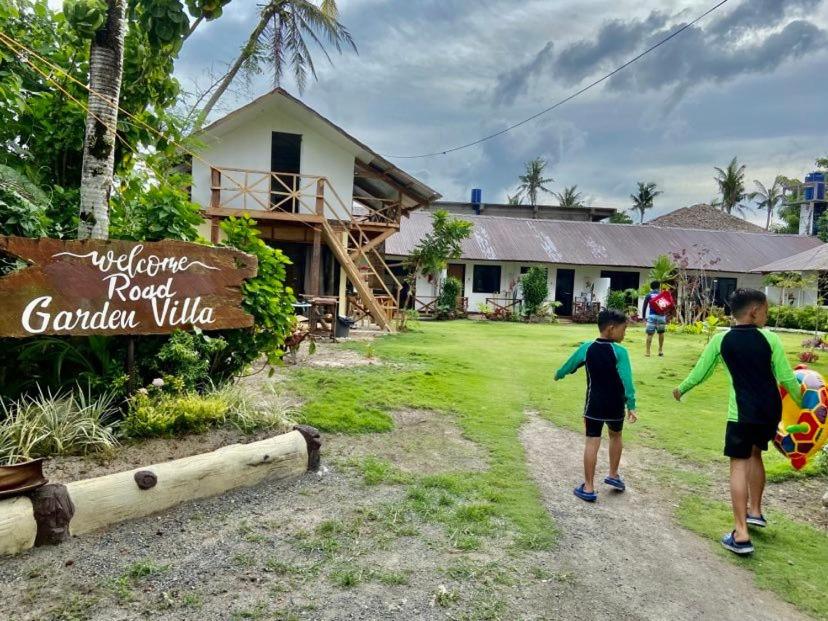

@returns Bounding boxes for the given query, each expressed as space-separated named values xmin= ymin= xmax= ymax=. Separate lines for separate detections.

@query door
xmin=712 ymin=277 xmax=738 ymax=312
xmin=555 ymin=269 xmax=575 ymax=316
xmin=447 ymin=263 xmax=466 ymax=312
xmin=271 ymin=132 xmax=302 ymax=212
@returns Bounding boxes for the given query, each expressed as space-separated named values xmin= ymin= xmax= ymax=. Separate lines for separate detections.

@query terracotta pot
xmin=0 ymin=458 xmax=48 ymax=498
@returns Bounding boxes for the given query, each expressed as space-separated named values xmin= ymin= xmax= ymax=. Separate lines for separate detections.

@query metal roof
xmin=387 ymin=212 xmax=823 ymax=273
xmin=753 ymin=243 xmax=828 ymax=272
xmin=198 ymin=88 xmax=441 ymax=208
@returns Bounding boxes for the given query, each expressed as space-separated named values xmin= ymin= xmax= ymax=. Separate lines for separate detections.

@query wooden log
xmin=0 ymin=496 xmax=37 ymax=555
xmin=67 ymin=430 xmax=308 ymax=536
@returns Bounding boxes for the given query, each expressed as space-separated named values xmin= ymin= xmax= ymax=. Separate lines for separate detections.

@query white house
xmin=386 ymin=212 xmax=825 ymax=315
xmin=188 ymin=88 xmax=440 ymax=329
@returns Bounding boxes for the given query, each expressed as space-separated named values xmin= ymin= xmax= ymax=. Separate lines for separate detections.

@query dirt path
xmin=520 ymin=413 xmax=806 ymax=621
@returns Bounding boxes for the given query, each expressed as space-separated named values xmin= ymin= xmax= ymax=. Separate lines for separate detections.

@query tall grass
xmin=0 ymin=389 xmax=119 ymax=464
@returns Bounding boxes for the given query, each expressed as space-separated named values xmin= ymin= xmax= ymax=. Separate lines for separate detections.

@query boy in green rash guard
xmin=555 ymin=309 xmax=638 ymax=502
xmin=673 ymin=288 xmax=801 ymax=556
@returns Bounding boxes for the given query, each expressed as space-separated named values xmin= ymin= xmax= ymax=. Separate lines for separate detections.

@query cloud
xmin=708 ymin=0 xmax=822 ymax=37
xmin=492 ymin=42 xmax=554 ymax=106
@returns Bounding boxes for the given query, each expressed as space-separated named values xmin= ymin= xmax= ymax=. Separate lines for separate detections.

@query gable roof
xmin=198 ymin=88 xmax=441 ymax=209
xmin=754 ymin=243 xmax=828 ymax=272
xmin=386 ymin=212 xmax=822 ymax=273
xmin=648 ymin=204 xmax=765 ymax=233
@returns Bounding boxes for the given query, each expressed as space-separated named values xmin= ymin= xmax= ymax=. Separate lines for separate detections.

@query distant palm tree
xmin=196 ymin=0 xmax=356 ymax=129
xmin=714 ymin=157 xmax=747 ymax=215
xmin=514 ymin=158 xmax=554 ymax=218
xmin=630 ymin=181 xmax=662 ymax=224
xmin=506 ymin=194 xmax=521 ymax=205
xmin=750 ymin=177 xmax=784 ymax=230
xmin=554 ymin=185 xmax=585 ymax=209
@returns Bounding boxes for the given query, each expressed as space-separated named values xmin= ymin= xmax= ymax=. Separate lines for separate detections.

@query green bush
xmin=219 ymin=215 xmax=296 ymax=374
xmin=153 ymin=330 xmax=228 ymax=392
xmin=0 ymin=389 xmax=119 ymax=464
xmin=436 ymin=276 xmax=462 ymax=319
xmin=521 ymin=267 xmax=549 ymax=317
xmin=120 ymin=382 xmax=293 ymax=439
xmin=121 ymin=392 xmax=229 ymax=438
xmin=606 ymin=290 xmax=627 ymax=311
xmin=768 ymin=305 xmax=828 ymax=331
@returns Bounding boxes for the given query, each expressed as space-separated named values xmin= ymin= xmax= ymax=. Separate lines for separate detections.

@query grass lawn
xmin=292 ymin=320 xmax=828 ymax=616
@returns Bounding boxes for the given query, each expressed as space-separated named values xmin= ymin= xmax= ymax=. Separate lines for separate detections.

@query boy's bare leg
xmin=608 ymin=429 xmax=622 ymax=478
xmin=730 ymin=458 xmax=751 ymax=542
xmin=658 ymin=332 xmax=665 ymax=354
xmin=645 ymin=333 xmax=653 ymax=356
xmin=748 ymin=446 xmax=766 ymax=517
xmin=583 ymin=437 xmax=601 ymax=493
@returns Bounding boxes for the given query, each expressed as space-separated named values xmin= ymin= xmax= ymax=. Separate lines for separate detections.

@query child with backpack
xmin=642 ymin=281 xmax=674 ymax=357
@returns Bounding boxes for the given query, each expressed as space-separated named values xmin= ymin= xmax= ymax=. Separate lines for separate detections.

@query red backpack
xmin=648 ymin=290 xmax=674 ymax=315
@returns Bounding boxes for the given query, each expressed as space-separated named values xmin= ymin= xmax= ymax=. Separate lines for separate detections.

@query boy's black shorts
xmin=584 ymin=417 xmax=624 ymax=438
xmin=724 ymin=420 xmax=778 ymax=459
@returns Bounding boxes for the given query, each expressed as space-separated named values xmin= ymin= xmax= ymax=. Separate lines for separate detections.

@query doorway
xmin=271 ymin=132 xmax=302 ymax=212
xmin=555 ymin=269 xmax=575 ymax=316
xmin=447 ymin=263 xmax=466 ymax=297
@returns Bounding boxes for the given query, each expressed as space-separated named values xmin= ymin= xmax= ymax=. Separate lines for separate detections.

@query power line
xmin=386 ymin=0 xmax=730 ymax=159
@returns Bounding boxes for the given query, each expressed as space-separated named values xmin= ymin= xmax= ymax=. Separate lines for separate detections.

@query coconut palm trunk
xmin=77 ymin=0 xmax=127 ymax=240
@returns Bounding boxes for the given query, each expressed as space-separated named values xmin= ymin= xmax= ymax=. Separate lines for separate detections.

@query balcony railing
xmin=208 ymin=166 xmax=401 ymax=227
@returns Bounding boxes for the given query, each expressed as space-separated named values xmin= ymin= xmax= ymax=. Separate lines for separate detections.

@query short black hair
xmin=598 ymin=308 xmax=628 ymax=330
xmin=651 ymin=280 xmax=660 ymax=290
xmin=728 ymin=288 xmax=767 ymax=317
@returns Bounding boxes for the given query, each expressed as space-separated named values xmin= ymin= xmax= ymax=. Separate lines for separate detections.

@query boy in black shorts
xmin=673 ymin=289 xmax=801 ymax=555
xmin=555 ymin=309 xmax=638 ymax=502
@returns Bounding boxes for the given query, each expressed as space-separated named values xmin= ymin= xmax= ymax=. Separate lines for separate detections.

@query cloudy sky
xmin=60 ymin=0 xmax=828 ymax=223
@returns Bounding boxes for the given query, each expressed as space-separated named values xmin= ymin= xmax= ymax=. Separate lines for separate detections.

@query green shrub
xmin=0 ymin=164 xmax=50 ymax=240
xmin=153 ymin=330 xmax=228 ymax=392
xmin=768 ymin=305 xmax=828 ymax=331
xmin=436 ymin=276 xmax=462 ymax=319
xmin=0 ymin=389 xmax=119 ymax=464
xmin=121 ymin=392 xmax=229 ymax=438
xmin=606 ymin=290 xmax=627 ymax=311
xmin=521 ymin=267 xmax=549 ymax=317
xmin=219 ymin=215 xmax=296 ymax=374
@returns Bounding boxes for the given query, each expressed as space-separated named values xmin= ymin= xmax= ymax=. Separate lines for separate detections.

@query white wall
xmin=412 ymin=261 xmax=802 ymax=314
xmin=192 ymin=106 xmax=357 ymax=219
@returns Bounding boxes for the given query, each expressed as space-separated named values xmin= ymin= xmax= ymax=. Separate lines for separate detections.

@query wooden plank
xmin=309 ymin=227 xmax=322 ymax=296
xmin=348 ymin=227 xmax=396 ymax=261
xmin=210 ymin=167 xmax=221 ymax=209
xmin=0 ymin=237 xmax=257 ymax=337
xmin=203 ymin=208 xmax=324 ymax=224
xmin=0 ymin=496 xmax=37 ymax=556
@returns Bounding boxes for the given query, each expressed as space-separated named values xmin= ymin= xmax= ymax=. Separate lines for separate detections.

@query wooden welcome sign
xmin=0 ymin=236 xmax=257 ymax=337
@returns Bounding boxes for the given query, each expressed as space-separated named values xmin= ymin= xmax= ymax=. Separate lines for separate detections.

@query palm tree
xmin=196 ymin=0 xmax=355 ymax=129
xmin=750 ymin=177 xmax=784 ymax=230
xmin=630 ymin=181 xmax=662 ymax=224
xmin=714 ymin=157 xmax=747 ymax=215
xmin=514 ymin=158 xmax=554 ymax=218
xmin=554 ymin=185 xmax=585 ymax=209
xmin=78 ymin=0 xmax=128 ymax=240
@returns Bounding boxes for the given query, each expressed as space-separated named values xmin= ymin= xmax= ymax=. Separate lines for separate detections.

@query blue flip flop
xmin=721 ymin=531 xmax=754 ymax=555
xmin=573 ymin=483 xmax=597 ymax=502
xmin=604 ymin=475 xmax=626 ymax=492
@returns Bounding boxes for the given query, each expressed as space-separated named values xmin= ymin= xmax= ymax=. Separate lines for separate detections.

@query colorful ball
xmin=775 ymin=365 xmax=828 ymax=470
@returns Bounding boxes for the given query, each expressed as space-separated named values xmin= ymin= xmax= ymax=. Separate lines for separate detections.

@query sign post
xmin=0 ymin=236 xmax=257 ymax=338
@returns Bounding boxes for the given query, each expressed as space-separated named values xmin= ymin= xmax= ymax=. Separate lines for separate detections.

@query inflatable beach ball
xmin=775 ymin=365 xmax=828 ymax=470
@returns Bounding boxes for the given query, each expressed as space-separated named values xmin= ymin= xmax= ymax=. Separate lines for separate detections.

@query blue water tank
xmin=471 ymin=188 xmax=482 ymax=214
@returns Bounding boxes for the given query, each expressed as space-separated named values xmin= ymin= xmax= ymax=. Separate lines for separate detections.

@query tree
xmin=630 ymin=181 xmax=661 ymax=224
xmin=774 ymin=175 xmax=804 ymax=234
xmin=714 ymin=157 xmax=747 ymax=215
xmin=553 ymin=185 xmax=584 ymax=209
xmin=521 ymin=266 xmax=549 ymax=317
xmin=196 ymin=0 xmax=355 ymax=128
xmin=749 ymin=177 xmax=784 ymax=231
xmin=609 ymin=211 xmax=633 ymax=224
xmin=514 ymin=158 xmax=553 ymax=218
xmin=763 ymin=272 xmax=812 ymax=326
xmin=401 ymin=210 xmax=472 ymax=328
xmin=816 ymin=156 xmax=828 ymax=170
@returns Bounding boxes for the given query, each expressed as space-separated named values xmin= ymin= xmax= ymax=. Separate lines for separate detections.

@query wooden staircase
xmin=321 ymin=220 xmax=395 ymax=331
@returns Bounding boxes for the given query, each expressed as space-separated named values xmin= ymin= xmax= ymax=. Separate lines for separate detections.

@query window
xmin=600 ymin=270 xmax=640 ymax=292
xmin=473 ymin=265 xmax=501 ymax=293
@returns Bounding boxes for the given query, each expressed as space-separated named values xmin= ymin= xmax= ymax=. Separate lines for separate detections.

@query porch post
xmin=338 ymin=229 xmax=348 ymax=313
xmin=210 ymin=167 xmax=221 ymax=209
xmin=309 ymin=227 xmax=322 ymax=296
